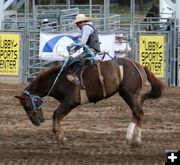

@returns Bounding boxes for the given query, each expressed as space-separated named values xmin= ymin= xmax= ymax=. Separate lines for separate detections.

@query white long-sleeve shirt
xmin=80 ymin=22 xmax=94 ymax=45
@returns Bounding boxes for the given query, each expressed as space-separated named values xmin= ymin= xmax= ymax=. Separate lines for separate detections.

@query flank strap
xmin=96 ymin=62 xmax=106 ymax=98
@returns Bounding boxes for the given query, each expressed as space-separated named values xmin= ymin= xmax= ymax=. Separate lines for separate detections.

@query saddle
xmin=66 ymin=48 xmax=97 ymax=86
xmin=66 ymin=43 xmax=104 ymax=88
xmin=66 ymin=57 xmax=92 ymax=86
xmin=66 ymin=59 xmax=105 ymax=90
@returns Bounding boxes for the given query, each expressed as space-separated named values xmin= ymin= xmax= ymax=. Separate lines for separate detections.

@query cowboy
xmin=114 ymin=34 xmax=131 ymax=58
xmin=66 ymin=14 xmax=101 ymax=85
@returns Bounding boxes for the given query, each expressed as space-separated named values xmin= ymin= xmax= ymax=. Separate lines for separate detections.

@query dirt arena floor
xmin=0 ymin=83 xmax=180 ymax=165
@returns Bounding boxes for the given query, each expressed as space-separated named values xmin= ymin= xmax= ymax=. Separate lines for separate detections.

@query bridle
xmin=23 ymin=90 xmax=44 ymax=112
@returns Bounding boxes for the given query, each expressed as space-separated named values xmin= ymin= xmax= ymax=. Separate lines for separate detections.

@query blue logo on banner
xmin=42 ymin=35 xmax=80 ymax=52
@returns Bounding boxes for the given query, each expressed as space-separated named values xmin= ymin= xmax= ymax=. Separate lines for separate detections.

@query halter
xmin=24 ymin=90 xmax=44 ymax=111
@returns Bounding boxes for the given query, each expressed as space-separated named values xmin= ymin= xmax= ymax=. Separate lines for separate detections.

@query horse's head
xmin=15 ymin=90 xmax=45 ymax=126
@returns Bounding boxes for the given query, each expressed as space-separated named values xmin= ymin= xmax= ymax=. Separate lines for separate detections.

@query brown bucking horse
xmin=15 ymin=58 xmax=165 ymax=146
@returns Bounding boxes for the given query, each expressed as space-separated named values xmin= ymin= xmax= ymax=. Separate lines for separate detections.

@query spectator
xmin=40 ymin=18 xmax=53 ymax=32
xmin=144 ymin=4 xmax=159 ymax=31
xmin=114 ymin=34 xmax=131 ymax=58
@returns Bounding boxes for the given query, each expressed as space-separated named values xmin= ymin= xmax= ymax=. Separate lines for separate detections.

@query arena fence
xmin=178 ymin=32 xmax=180 ymax=86
xmin=0 ymin=7 xmax=179 ymax=86
xmin=35 ymin=5 xmax=104 ymax=17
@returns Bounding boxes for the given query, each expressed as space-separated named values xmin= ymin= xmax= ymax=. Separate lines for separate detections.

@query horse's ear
xmin=15 ymin=96 xmax=24 ymax=100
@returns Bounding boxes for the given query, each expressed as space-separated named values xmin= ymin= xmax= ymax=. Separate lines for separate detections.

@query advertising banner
xmin=39 ymin=32 xmax=115 ymax=61
xmin=139 ymin=35 xmax=165 ymax=77
xmin=0 ymin=33 xmax=20 ymax=75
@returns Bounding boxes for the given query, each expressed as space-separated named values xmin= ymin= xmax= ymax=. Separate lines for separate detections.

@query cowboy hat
xmin=42 ymin=18 xmax=49 ymax=23
xmin=73 ymin=14 xmax=92 ymax=24
xmin=116 ymin=34 xmax=124 ymax=38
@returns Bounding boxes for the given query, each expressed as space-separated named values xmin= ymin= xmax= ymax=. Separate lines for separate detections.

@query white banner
xmin=98 ymin=34 xmax=115 ymax=61
xmin=39 ymin=32 xmax=115 ymax=61
xmin=160 ymin=0 xmax=175 ymax=19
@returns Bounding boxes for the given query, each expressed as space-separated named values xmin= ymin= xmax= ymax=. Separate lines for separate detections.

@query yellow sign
xmin=139 ymin=35 xmax=164 ymax=77
xmin=0 ymin=33 xmax=20 ymax=75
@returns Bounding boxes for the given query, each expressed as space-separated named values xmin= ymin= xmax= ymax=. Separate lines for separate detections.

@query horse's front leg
xmin=52 ymin=103 xmax=73 ymax=144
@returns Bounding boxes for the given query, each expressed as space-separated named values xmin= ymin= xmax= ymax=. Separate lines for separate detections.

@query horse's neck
xmin=43 ymin=71 xmax=62 ymax=97
xmin=27 ymin=79 xmax=50 ymax=97
xmin=28 ymin=66 xmax=63 ymax=97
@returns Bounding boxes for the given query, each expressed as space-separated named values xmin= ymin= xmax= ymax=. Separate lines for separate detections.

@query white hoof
xmin=126 ymin=138 xmax=134 ymax=145
xmin=133 ymin=137 xmax=142 ymax=146
xmin=126 ymin=133 xmax=133 ymax=145
xmin=61 ymin=137 xmax=67 ymax=142
xmin=133 ymin=127 xmax=142 ymax=145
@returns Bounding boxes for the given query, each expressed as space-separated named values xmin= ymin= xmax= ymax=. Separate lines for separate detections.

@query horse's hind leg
xmin=133 ymin=104 xmax=144 ymax=145
xmin=119 ymin=89 xmax=144 ymax=145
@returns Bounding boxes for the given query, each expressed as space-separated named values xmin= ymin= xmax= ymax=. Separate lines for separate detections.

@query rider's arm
xmin=80 ymin=25 xmax=94 ymax=44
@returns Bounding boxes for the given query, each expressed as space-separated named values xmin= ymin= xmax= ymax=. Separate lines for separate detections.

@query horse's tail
xmin=140 ymin=66 xmax=165 ymax=105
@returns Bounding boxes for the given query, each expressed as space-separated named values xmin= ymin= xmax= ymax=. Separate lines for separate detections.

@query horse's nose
xmin=40 ymin=117 xmax=45 ymax=123
xmin=31 ymin=117 xmax=41 ymax=126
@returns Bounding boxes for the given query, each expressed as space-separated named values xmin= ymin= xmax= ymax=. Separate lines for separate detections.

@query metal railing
xmin=36 ymin=5 xmax=103 ymax=16
xmin=1 ymin=8 xmax=179 ymax=86
xmin=178 ymin=31 xmax=180 ymax=86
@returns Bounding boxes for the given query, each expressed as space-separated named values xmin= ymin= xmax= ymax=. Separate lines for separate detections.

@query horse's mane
xmin=36 ymin=65 xmax=60 ymax=81
xmin=27 ymin=65 xmax=61 ymax=91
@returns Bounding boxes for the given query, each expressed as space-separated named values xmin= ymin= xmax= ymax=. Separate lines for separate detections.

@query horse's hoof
xmin=126 ymin=134 xmax=133 ymax=145
xmin=131 ymin=138 xmax=142 ymax=147
xmin=126 ymin=139 xmax=133 ymax=145
xmin=62 ymin=137 xmax=67 ymax=142
xmin=126 ymin=137 xmax=142 ymax=146
xmin=134 ymin=138 xmax=142 ymax=146
xmin=56 ymin=137 xmax=67 ymax=146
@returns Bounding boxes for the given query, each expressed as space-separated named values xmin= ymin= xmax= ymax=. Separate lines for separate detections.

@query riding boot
xmin=66 ymin=58 xmax=82 ymax=86
xmin=66 ymin=74 xmax=80 ymax=86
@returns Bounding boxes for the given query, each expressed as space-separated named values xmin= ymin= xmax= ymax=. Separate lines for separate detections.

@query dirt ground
xmin=0 ymin=83 xmax=179 ymax=165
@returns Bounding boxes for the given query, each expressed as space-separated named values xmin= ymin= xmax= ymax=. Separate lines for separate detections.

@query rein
xmin=24 ymin=90 xmax=44 ymax=111
xmin=99 ymin=52 xmax=114 ymax=60
xmin=47 ymin=56 xmax=69 ymax=96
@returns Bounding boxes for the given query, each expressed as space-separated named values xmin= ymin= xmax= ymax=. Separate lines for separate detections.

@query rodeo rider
xmin=66 ymin=14 xmax=101 ymax=85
